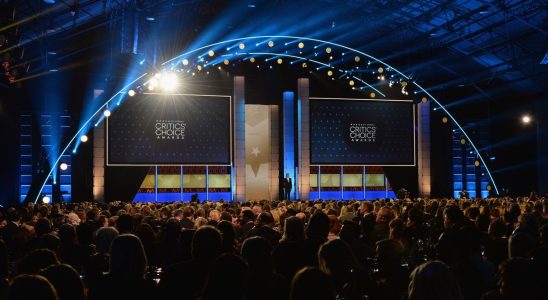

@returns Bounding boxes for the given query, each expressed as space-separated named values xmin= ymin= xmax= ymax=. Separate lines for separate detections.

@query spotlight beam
xmin=32 ymin=73 xmax=148 ymax=204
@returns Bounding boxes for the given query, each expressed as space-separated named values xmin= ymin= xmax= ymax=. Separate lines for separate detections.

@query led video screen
xmin=310 ymin=98 xmax=415 ymax=166
xmin=107 ymin=93 xmax=231 ymax=165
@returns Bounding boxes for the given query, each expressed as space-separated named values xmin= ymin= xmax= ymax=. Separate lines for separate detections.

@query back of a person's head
xmin=283 ymin=216 xmax=305 ymax=242
xmin=217 ymin=221 xmax=236 ymax=244
xmin=95 ymin=227 xmax=119 ymax=254
xmin=318 ymin=239 xmax=358 ymax=287
xmin=40 ymin=264 xmax=84 ymax=300
xmin=290 ymin=267 xmax=335 ymax=300
xmin=134 ymin=223 xmax=156 ymax=246
xmin=201 ymin=254 xmax=248 ymax=300
xmin=58 ymin=224 xmax=76 ymax=245
xmin=35 ymin=218 xmax=53 ymax=237
xmin=241 ymin=236 xmax=273 ymax=272
xmin=307 ymin=212 xmax=330 ymax=239
xmin=376 ymin=239 xmax=404 ymax=266
xmin=0 ymin=239 xmax=8 ymax=278
xmin=499 ymin=258 xmax=543 ymax=300
xmin=17 ymin=249 xmax=59 ymax=275
xmin=508 ymin=232 xmax=536 ymax=258
xmin=339 ymin=221 xmax=360 ymax=241
xmin=7 ymin=274 xmax=58 ymax=300
xmin=76 ymin=223 xmax=94 ymax=246
xmin=408 ymin=260 xmax=463 ymax=300
xmin=191 ymin=225 xmax=221 ymax=261
xmin=257 ymin=212 xmax=274 ymax=225
xmin=444 ymin=205 xmax=464 ymax=228
xmin=109 ymin=234 xmax=147 ymax=280
xmin=116 ymin=213 xmax=134 ymax=234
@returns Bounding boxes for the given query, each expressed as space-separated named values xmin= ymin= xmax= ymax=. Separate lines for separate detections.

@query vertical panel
xmin=270 ymin=105 xmax=280 ymax=201
xmin=418 ymin=101 xmax=431 ymax=196
xmin=245 ymin=105 xmax=271 ymax=200
xmin=283 ymin=91 xmax=295 ymax=200
xmin=93 ymin=122 xmax=105 ymax=202
xmin=233 ymin=76 xmax=246 ymax=202
xmin=298 ymin=78 xmax=310 ymax=200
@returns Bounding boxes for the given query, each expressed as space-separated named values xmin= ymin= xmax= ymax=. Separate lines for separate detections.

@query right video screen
xmin=310 ymin=98 xmax=416 ymax=166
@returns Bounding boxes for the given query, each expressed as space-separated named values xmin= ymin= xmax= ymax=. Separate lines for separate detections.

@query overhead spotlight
xmin=370 ymin=93 xmax=376 ymax=98
xmin=377 ymin=75 xmax=385 ymax=80
xmin=421 ymin=97 xmax=428 ymax=103
xmin=224 ymin=59 xmax=229 ymax=65
xmin=329 ymin=56 xmax=333 ymax=60
xmin=354 ymin=56 xmax=360 ymax=62
xmin=326 ymin=47 xmax=332 ymax=54
xmin=128 ymin=89 xmax=136 ymax=97
xmin=60 ymin=163 xmax=68 ymax=171
xmin=474 ymin=160 xmax=480 ymax=167
xmin=268 ymin=41 xmax=274 ymax=47
xmin=218 ymin=66 xmax=221 ymax=70
xmin=250 ymin=57 xmax=256 ymax=63
xmin=378 ymin=67 xmax=384 ymax=73
xmin=521 ymin=115 xmax=531 ymax=124
xmin=42 ymin=196 xmax=51 ymax=204
xmin=104 ymin=110 xmax=111 ymax=117
xmin=302 ymin=62 xmax=307 ymax=68
xmin=208 ymin=50 xmax=214 ymax=56
xmin=327 ymin=70 xmax=333 ymax=76
xmin=197 ymin=65 xmax=202 ymax=71
xmin=298 ymin=42 xmax=304 ymax=49
xmin=277 ymin=58 xmax=283 ymax=64
xmin=182 ymin=59 xmax=189 ymax=66
xmin=239 ymin=43 xmax=245 ymax=49
xmin=442 ymin=117 xmax=448 ymax=123
xmin=160 ymin=73 xmax=178 ymax=91
xmin=460 ymin=138 xmax=466 ymax=145
xmin=80 ymin=135 xmax=88 ymax=142
xmin=349 ymin=80 xmax=354 ymax=86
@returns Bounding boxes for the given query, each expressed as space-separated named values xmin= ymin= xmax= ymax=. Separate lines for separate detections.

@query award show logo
xmin=349 ymin=123 xmax=376 ymax=142
xmin=155 ymin=120 xmax=186 ymax=140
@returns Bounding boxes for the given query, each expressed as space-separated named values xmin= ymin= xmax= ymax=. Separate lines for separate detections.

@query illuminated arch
xmin=32 ymin=35 xmax=498 ymax=203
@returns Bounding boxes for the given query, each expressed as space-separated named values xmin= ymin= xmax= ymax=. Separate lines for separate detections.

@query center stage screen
xmin=107 ymin=93 xmax=231 ymax=165
xmin=310 ymin=98 xmax=415 ymax=166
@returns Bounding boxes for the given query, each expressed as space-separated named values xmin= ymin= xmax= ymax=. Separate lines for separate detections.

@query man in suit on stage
xmin=283 ymin=173 xmax=292 ymax=201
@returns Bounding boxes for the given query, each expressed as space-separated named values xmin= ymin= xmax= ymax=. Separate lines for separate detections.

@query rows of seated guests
xmin=0 ymin=196 xmax=546 ymax=300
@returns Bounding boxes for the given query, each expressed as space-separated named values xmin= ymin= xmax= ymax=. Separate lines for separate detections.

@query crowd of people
xmin=0 ymin=196 xmax=546 ymax=300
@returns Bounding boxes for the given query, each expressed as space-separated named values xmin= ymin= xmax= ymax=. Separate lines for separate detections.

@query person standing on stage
xmin=283 ymin=173 xmax=293 ymax=201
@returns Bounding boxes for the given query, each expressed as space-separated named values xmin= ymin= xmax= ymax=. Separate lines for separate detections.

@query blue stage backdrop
xmin=107 ymin=93 xmax=231 ymax=165
xmin=310 ymin=98 xmax=415 ymax=166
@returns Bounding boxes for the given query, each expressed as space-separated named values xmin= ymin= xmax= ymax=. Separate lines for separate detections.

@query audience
xmin=0 ymin=195 xmax=544 ymax=300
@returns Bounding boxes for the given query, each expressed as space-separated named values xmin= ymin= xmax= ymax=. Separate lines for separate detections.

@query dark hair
xmin=307 ymin=212 xmax=330 ymax=239
xmin=17 ymin=249 xmax=59 ymax=275
xmin=41 ymin=264 xmax=84 ymax=300
xmin=408 ymin=261 xmax=463 ymax=300
xmin=217 ymin=221 xmax=237 ymax=253
xmin=318 ymin=239 xmax=358 ymax=291
xmin=241 ymin=236 xmax=273 ymax=275
xmin=192 ymin=225 xmax=222 ymax=260
xmin=116 ymin=214 xmax=133 ymax=234
xmin=8 ymin=274 xmax=59 ymax=300
xmin=109 ymin=234 xmax=147 ymax=280
xmin=290 ymin=267 xmax=335 ymax=300
xmin=95 ymin=227 xmax=119 ymax=254
xmin=201 ymin=254 xmax=248 ymax=300
xmin=282 ymin=217 xmax=305 ymax=242
xmin=35 ymin=218 xmax=53 ymax=237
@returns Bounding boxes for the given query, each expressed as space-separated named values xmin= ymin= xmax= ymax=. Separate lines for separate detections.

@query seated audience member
xmin=485 ymin=218 xmax=508 ymax=267
xmin=318 ymin=239 xmax=364 ymax=299
xmin=290 ymin=267 xmax=335 ymax=300
xmin=339 ymin=221 xmax=374 ymax=264
xmin=134 ymin=223 xmax=159 ymax=266
xmin=370 ymin=207 xmax=394 ymax=244
xmin=88 ymin=234 xmax=156 ymax=300
xmin=408 ymin=260 xmax=463 ymax=300
xmin=180 ymin=207 xmax=195 ymax=230
xmin=242 ymin=236 xmax=289 ymax=300
xmin=302 ymin=212 xmax=330 ymax=267
xmin=7 ymin=274 xmax=59 ymax=300
xmin=16 ymin=249 xmax=59 ymax=275
xmin=201 ymin=254 xmax=248 ymax=300
xmin=41 ymin=264 xmax=85 ymax=300
xmin=159 ymin=225 xmax=222 ymax=300
xmin=115 ymin=213 xmax=134 ymax=234
xmin=217 ymin=220 xmax=238 ymax=254
xmin=273 ymin=217 xmax=306 ymax=281
xmin=370 ymin=239 xmax=408 ymax=300
xmin=57 ymin=224 xmax=80 ymax=269
xmin=246 ymin=212 xmax=282 ymax=246
xmin=237 ymin=209 xmax=255 ymax=241
xmin=481 ymin=258 xmax=543 ymax=300
xmin=158 ymin=217 xmax=183 ymax=266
